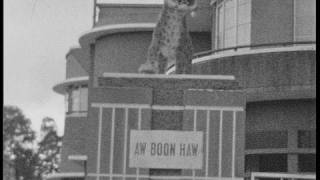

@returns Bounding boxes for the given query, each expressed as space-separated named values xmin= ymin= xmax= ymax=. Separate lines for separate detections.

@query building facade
xmin=50 ymin=0 xmax=316 ymax=180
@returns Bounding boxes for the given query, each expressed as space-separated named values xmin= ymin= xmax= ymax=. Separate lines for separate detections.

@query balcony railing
xmin=193 ymin=41 xmax=316 ymax=59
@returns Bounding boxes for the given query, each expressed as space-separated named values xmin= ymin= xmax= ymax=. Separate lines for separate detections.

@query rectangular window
xmin=298 ymin=154 xmax=316 ymax=172
xmin=71 ymin=87 xmax=80 ymax=112
xmin=65 ymin=92 xmax=69 ymax=113
xmin=294 ymin=0 xmax=316 ymax=41
xmin=224 ymin=0 xmax=236 ymax=48
xmin=215 ymin=0 xmax=251 ymax=49
xmin=80 ymin=86 xmax=88 ymax=111
xmin=237 ymin=23 xmax=251 ymax=45
xmin=259 ymin=154 xmax=287 ymax=172
xmin=236 ymin=0 xmax=251 ymax=46
xmin=217 ymin=4 xmax=224 ymax=49
xmin=245 ymin=131 xmax=288 ymax=149
xmin=245 ymin=154 xmax=288 ymax=173
xmin=298 ymin=130 xmax=316 ymax=148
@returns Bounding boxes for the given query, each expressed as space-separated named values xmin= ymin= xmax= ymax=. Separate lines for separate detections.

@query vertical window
xmin=224 ymin=0 xmax=236 ymax=47
xmin=71 ymin=86 xmax=80 ymax=112
xmin=294 ymin=0 xmax=316 ymax=41
xmin=215 ymin=0 xmax=251 ymax=49
xmin=66 ymin=85 xmax=88 ymax=113
xmin=217 ymin=4 xmax=225 ymax=49
xmin=237 ymin=0 xmax=251 ymax=46
xmin=65 ymin=91 xmax=69 ymax=113
xmin=80 ymin=86 xmax=88 ymax=111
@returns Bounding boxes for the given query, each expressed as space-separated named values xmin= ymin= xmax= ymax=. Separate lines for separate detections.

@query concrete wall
xmin=59 ymin=116 xmax=87 ymax=173
xmin=246 ymin=99 xmax=315 ymax=133
xmin=183 ymin=90 xmax=245 ymax=177
xmin=245 ymin=99 xmax=316 ymax=173
xmin=246 ymin=99 xmax=316 ymax=150
xmin=94 ymin=32 xmax=152 ymax=76
xmin=85 ymin=87 xmax=152 ymax=176
xmin=192 ymin=50 xmax=316 ymax=101
xmin=66 ymin=54 xmax=88 ymax=79
xmin=93 ymin=31 xmax=211 ymax=83
xmin=251 ymin=0 xmax=294 ymax=45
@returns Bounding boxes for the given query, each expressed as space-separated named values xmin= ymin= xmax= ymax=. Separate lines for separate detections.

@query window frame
xmin=66 ymin=84 xmax=88 ymax=114
xmin=215 ymin=2 xmax=225 ymax=49
xmin=293 ymin=0 xmax=316 ymax=42
xmin=214 ymin=0 xmax=251 ymax=49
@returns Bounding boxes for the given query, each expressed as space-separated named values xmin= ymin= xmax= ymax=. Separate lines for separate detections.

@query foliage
xmin=3 ymin=106 xmax=37 ymax=180
xmin=37 ymin=117 xmax=62 ymax=177
xmin=3 ymin=106 xmax=35 ymax=154
xmin=3 ymin=106 xmax=63 ymax=180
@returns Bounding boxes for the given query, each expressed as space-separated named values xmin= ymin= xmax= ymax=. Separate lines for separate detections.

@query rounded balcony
xmin=167 ymin=41 xmax=316 ymax=102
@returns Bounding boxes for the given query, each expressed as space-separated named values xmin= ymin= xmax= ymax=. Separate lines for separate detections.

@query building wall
xmin=59 ymin=55 xmax=89 ymax=173
xmin=66 ymin=55 xmax=88 ymax=79
xmin=59 ymin=52 xmax=89 ymax=173
xmin=84 ymin=87 xmax=153 ymax=176
xmin=94 ymin=32 xmax=152 ymax=76
xmin=96 ymin=1 xmax=212 ymax=32
xmin=59 ymin=116 xmax=87 ymax=173
xmin=246 ymin=99 xmax=315 ymax=150
xmin=246 ymin=99 xmax=315 ymax=133
xmin=251 ymin=0 xmax=294 ymax=45
xmin=192 ymin=50 xmax=316 ymax=101
xmin=93 ymin=31 xmax=211 ymax=84
xmin=245 ymin=99 xmax=316 ymax=173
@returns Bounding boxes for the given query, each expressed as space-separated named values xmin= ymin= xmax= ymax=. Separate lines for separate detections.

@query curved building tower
xmin=50 ymin=0 xmax=315 ymax=180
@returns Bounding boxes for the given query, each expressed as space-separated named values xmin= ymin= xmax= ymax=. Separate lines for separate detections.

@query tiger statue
xmin=138 ymin=0 xmax=197 ymax=74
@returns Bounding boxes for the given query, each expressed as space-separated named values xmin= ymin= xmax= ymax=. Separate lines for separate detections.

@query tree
xmin=3 ymin=105 xmax=37 ymax=180
xmin=37 ymin=117 xmax=63 ymax=178
xmin=3 ymin=106 xmax=63 ymax=180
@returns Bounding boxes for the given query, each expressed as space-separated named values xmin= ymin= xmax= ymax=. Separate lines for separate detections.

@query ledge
xmin=102 ymin=72 xmax=235 ymax=80
xmin=245 ymin=148 xmax=316 ymax=155
xmin=79 ymin=23 xmax=155 ymax=47
xmin=166 ymin=44 xmax=316 ymax=74
xmin=97 ymin=3 xmax=162 ymax=8
xmin=66 ymin=112 xmax=88 ymax=118
xmin=45 ymin=172 xmax=84 ymax=180
xmin=99 ymin=73 xmax=240 ymax=91
xmin=53 ymin=76 xmax=89 ymax=94
xmin=246 ymin=85 xmax=316 ymax=102
xmin=250 ymin=172 xmax=316 ymax=179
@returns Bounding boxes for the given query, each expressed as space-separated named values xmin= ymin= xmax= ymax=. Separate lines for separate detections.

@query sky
xmin=4 ymin=0 xmax=162 ymax=136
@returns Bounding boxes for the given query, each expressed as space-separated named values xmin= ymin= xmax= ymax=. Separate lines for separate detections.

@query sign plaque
xmin=129 ymin=130 xmax=203 ymax=169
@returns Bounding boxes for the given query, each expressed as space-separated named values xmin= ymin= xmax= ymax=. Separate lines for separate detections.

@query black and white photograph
xmin=4 ymin=0 xmax=316 ymax=180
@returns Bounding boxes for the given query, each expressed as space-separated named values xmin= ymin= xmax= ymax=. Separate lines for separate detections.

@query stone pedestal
xmin=86 ymin=73 xmax=246 ymax=180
